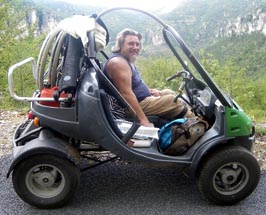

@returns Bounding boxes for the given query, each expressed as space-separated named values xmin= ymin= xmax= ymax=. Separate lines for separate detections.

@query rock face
xmin=24 ymin=9 xmax=59 ymax=36
xmin=223 ymin=9 xmax=266 ymax=37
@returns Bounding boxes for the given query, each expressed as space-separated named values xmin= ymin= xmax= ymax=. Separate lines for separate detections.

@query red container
xmin=39 ymin=86 xmax=68 ymax=107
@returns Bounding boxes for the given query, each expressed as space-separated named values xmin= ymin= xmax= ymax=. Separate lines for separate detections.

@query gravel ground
xmin=1 ymin=110 xmax=266 ymax=170
xmin=0 ymin=110 xmax=25 ymax=149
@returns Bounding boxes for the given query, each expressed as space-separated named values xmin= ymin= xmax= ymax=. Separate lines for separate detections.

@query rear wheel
xmin=197 ymin=146 xmax=260 ymax=205
xmin=12 ymin=154 xmax=80 ymax=209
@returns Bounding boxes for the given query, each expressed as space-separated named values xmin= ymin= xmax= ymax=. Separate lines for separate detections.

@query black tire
xmin=12 ymin=154 xmax=80 ymax=209
xmin=197 ymin=146 xmax=260 ymax=205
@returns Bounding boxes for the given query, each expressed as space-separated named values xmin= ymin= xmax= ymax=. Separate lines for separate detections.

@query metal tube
xmin=8 ymin=57 xmax=36 ymax=101
xmin=8 ymin=57 xmax=72 ymax=102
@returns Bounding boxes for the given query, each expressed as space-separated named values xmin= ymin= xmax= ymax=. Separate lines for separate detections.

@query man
xmin=104 ymin=28 xmax=194 ymax=127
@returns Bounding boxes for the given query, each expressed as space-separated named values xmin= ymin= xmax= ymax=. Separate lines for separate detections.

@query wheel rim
xmin=213 ymin=162 xmax=249 ymax=195
xmin=25 ymin=164 xmax=66 ymax=198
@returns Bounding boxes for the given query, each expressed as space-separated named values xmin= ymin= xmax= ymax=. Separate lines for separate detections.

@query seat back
xmin=59 ymin=35 xmax=82 ymax=94
xmin=100 ymin=90 xmax=123 ymax=138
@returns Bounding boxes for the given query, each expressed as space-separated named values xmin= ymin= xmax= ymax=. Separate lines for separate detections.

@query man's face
xmin=120 ymin=35 xmax=141 ymax=63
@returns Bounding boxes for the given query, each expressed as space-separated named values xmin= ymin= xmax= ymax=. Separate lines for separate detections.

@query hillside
xmin=7 ymin=0 xmax=266 ymax=80
xmin=160 ymin=0 xmax=266 ymax=79
xmin=162 ymin=0 xmax=266 ymax=46
xmin=27 ymin=1 xmax=266 ymax=42
xmin=205 ymin=32 xmax=266 ymax=79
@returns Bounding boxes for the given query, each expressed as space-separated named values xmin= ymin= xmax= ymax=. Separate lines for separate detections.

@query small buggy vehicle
xmin=7 ymin=7 xmax=260 ymax=208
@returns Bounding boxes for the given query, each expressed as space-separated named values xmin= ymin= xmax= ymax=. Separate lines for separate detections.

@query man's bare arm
xmin=106 ymin=57 xmax=150 ymax=126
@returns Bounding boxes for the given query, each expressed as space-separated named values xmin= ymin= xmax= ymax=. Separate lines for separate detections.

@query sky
xmin=57 ymin=0 xmax=184 ymax=13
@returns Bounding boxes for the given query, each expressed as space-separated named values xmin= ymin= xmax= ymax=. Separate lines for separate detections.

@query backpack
xmin=158 ymin=117 xmax=208 ymax=156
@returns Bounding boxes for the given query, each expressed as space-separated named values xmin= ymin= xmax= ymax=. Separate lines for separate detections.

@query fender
xmin=188 ymin=137 xmax=229 ymax=177
xmin=6 ymin=129 xmax=80 ymax=178
xmin=188 ymin=134 xmax=254 ymax=178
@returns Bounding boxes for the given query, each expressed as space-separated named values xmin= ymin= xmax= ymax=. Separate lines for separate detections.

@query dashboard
xmin=192 ymin=87 xmax=217 ymax=119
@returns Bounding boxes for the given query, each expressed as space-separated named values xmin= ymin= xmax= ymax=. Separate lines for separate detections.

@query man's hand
xmin=139 ymin=117 xmax=151 ymax=127
xmin=150 ymin=88 xmax=161 ymax=97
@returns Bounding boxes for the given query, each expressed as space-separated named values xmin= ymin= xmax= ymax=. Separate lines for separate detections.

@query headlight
xmin=200 ymin=89 xmax=211 ymax=106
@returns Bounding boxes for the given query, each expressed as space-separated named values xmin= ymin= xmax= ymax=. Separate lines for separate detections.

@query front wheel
xmin=197 ymin=146 xmax=260 ymax=205
xmin=12 ymin=154 xmax=80 ymax=209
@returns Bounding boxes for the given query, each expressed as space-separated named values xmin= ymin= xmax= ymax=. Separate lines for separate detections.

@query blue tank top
xmin=103 ymin=54 xmax=151 ymax=102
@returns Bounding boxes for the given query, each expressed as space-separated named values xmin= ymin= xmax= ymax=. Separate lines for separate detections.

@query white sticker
xmin=63 ymin=76 xmax=71 ymax=81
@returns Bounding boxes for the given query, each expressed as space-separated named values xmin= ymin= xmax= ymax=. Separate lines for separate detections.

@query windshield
xmin=162 ymin=25 xmax=233 ymax=107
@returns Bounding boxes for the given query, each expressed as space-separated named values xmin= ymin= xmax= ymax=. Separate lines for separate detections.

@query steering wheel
xmin=166 ymin=69 xmax=193 ymax=105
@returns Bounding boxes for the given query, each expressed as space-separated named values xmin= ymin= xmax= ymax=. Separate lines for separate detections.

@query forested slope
xmin=0 ymin=0 xmax=265 ymax=121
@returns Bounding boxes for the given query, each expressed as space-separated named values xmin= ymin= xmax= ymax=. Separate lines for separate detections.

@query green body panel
xmin=225 ymin=106 xmax=253 ymax=137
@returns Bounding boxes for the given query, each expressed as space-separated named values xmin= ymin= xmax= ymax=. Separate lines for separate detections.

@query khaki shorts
xmin=139 ymin=89 xmax=194 ymax=119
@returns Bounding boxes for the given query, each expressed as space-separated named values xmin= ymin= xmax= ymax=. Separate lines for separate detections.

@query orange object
xmin=33 ymin=117 xmax=39 ymax=126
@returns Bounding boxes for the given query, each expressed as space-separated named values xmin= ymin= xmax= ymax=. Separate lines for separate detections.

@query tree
xmin=0 ymin=0 xmax=23 ymax=106
xmin=0 ymin=0 xmax=40 ymax=109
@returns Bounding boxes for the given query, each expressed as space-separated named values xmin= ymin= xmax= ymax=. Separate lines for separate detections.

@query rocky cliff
xmin=221 ymin=8 xmax=266 ymax=37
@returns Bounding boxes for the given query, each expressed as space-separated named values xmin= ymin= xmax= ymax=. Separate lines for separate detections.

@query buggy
xmin=7 ymin=7 xmax=260 ymax=208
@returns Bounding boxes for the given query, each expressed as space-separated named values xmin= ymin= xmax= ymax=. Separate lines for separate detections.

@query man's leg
xmin=140 ymin=95 xmax=194 ymax=119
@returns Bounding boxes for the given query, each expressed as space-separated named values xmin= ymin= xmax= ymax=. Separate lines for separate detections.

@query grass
xmin=256 ymin=126 xmax=266 ymax=136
